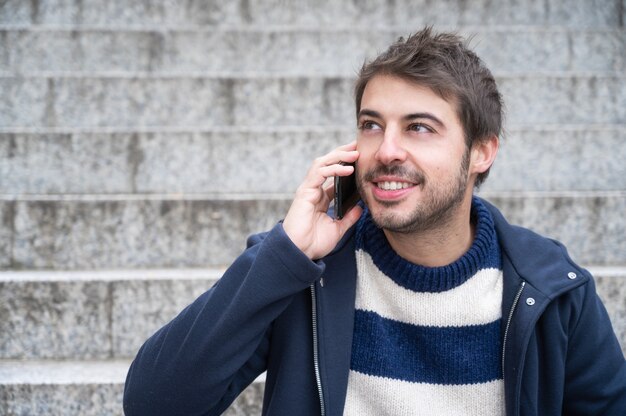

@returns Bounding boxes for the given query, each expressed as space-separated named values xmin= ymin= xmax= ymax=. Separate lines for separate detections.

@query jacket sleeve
xmin=123 ymin=223 xmax=325 ymax=416
xmin=562 ymin=273 xmax=626 ymax=415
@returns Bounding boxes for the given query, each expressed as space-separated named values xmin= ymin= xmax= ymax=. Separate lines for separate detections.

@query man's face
xmin=355 ymin=75 xmax=472 ymax=233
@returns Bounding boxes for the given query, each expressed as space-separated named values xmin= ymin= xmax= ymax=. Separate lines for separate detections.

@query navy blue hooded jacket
xmin=123 ymin=198 xmax=626 ymax=415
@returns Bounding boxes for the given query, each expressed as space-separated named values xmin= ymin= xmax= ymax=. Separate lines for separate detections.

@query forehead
xmin=360 ymin=75 xmax=459 ymax=121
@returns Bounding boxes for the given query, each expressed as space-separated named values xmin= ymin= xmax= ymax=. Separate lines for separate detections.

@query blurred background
xmin=0 ymin=0 xmax=624 ymax=414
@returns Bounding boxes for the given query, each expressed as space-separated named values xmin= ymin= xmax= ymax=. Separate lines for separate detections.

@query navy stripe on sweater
xmin=355 ymin=196 xmax=501 ymax=293
xmin=350 ymin=310 xmax=502 ymax=385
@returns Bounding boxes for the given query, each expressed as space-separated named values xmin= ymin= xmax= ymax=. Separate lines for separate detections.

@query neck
xmin=383 ymin=195 xmax=475 ymax=267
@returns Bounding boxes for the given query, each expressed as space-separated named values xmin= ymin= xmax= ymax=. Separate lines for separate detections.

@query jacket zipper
xmin=502 ymin=281 xmax=525 ymax=379
xmin=310 ymin=283 xmax=326 ymax=416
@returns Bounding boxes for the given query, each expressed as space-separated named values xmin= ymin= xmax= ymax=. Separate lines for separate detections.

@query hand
xmin=282 ymin=142 xmax=363 ymax=260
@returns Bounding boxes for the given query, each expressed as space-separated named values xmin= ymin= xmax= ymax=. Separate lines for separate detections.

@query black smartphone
xmin=334 ymin=162 xmax=360 ymax=219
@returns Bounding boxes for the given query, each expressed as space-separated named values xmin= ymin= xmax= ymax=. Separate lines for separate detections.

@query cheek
xmin=417 ymin=154 xmax=458 ymax=182
xmin=356 ymin=137 xmax=374 ymax=152
xmin=356 ymin=140 xmax=377 ymax=163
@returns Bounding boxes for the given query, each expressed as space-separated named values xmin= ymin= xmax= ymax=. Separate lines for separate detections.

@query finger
xmin=313 ymin=142 xmax=359 ymax=166
xmin=337 ymin=204 xmax=363 ymax=232
xmin=303 ymin=161 xmax=355 ymax=189
xmin=312 ymin=152 xmax=359 ymax=172
xmin=323 ymin=182 xmax=335 ymax=201
xmin=298 ymin=143 xmax=358 ymax=190
xmin=319 ymin=163 xmax=354 ymax=178
xmin=337 ymin=140 xmax=357 ymax=152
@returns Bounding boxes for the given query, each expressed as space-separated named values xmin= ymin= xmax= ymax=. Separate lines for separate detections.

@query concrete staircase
xmin=1 ymin=1 xmax=625 ymax=414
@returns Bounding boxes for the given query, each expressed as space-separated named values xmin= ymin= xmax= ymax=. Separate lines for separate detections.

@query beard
xmin=356 ymin=149 xmax=471 ymax=234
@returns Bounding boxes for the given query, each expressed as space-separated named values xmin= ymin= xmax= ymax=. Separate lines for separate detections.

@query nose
xmin=375 ymin=127 xmax=407 ymax=165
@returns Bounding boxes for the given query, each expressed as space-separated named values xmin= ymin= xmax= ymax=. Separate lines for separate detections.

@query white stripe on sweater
xmin=355 ymin=250 xmax=503 ymax=327
xmin=344 ymin=370 xmax=505 ymax=416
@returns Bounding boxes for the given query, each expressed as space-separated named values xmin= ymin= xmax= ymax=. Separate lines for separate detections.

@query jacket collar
xmin=482 ymin=197 xmax=589 ymax=298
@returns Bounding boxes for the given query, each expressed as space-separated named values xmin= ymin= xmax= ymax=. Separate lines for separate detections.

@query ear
xmin=470 ymin=134 xmax=499 ymax=175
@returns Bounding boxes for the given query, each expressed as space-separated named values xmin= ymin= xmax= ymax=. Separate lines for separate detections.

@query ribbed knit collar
xmin=355 ymin=196 xmax=501 ymax=293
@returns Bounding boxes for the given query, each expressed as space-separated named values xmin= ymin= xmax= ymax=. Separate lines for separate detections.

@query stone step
xmin=1 ymin=28 xmax=623 ymax=75
xmin=0 ymin=0 xmax=623 ymax=27
xmin=0 ymin=266 xmax=624 ymax=361
xmin=1 ymin=126 xmax=624 ymax=194
xmin=1 ymin=193 xmax=625 ymax=270
xmin=485 ymin=126 xmax=626 ymax=192
xmin=0 ymin=0 xmax=622 ymax=28
xmin=0 ymin=359 xmax=264 ymax=415
xmin=0 ymin=269 xmax=220 ymax=360
xmin=1 ymin=74 xmax=625 ymax=129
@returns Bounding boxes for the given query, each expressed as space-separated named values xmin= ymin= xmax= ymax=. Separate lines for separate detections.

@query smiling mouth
xmin=376 ymin=181 xmax=414 ymax=190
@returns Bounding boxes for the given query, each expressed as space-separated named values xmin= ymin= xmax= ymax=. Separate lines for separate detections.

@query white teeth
xmin=377 ymin=181 xmax=412 ymax=190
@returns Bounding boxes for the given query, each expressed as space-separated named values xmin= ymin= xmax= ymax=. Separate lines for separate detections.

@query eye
xmin=359 ymin=120 xmax=382 ymax=131
xmin=408 ymin=123 xmax=434 ymax=133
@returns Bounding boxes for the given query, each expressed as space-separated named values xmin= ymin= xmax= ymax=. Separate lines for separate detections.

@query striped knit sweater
xmin=344 ymin=197 xmax=505 ymax=415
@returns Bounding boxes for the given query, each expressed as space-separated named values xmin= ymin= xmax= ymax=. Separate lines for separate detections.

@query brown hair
xmin=354 ymin=27 xmax=503 ymax=187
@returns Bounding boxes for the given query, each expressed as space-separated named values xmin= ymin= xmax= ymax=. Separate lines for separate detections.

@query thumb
xmin=336 ymin=204 xmax=363 ymax=236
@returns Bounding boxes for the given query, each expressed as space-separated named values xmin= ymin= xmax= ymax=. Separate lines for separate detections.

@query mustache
xmin=359 ymin=164 xmax=426 ymax=184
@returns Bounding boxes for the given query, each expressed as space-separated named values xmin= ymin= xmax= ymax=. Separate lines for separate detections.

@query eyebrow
xmin=358 ymin=108 xmax=446 ymax=128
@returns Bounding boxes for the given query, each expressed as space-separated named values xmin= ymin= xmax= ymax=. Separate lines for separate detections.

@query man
xmin=124 ymin=28 xmax=626 ymax=415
